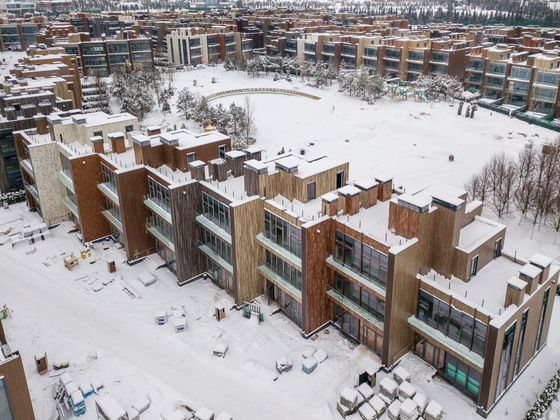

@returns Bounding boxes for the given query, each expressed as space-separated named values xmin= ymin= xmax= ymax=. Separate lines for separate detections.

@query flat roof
xmin=162 ymin=129 xmax=229 ymax=150
xmin=457 ymin=216 xmax=505 ymax=253
xmin=422 ymin=256 xmax=523 ymax=316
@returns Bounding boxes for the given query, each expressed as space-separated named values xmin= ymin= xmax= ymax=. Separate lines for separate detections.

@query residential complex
xmin=9 ymin=109 xmax=558 ymax=416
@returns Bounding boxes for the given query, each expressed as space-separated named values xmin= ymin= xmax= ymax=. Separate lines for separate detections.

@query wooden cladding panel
xmin=117 ymin=167 xmax=154 ymax=260
xmin=383 ymin=240 xmax=421 ymax=367
xmin=264 ymin=200 xmax=302 ymax=227
xmin=334 ymin=219 xmax=390 ymax=255
xmin=231 ymin=197 xmax=264 ymax=305
xmin=171 ymin=181 xmax=204 ymax=282
xmin=175 ymin=138 xmax=232 ymax=172
xmin=0 ymin=355 xmax=36 ymax=420
xmin=71 ymin=153 xmax=110 ymax=242
xmin=302 ymin=217 xmax=334 ymax=333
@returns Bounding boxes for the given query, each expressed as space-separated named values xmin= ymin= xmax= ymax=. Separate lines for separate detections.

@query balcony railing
xmin=57 ymin=171 xmax=74 ymax=193
xmin=102 ymin=209 xmax=123 ymax=232
xmin=97 ymin=182 xmax=119 ymax=205
xmin=256 ymin=233 xmax=302 ymax=270
xmin=147 ymin=221 xmax=175 ymax=252
xmin=199 ymin=244 xmax=233 ymax=273
xmin=408 ymin=315 xmax=484 ymax=369
xmin=196 ymin=214 xmax=231 ymax=244
xmin=20 ymin=159 xmax=33 ymax=177
xmin=24 ymin=180 xmax=39 ymax=201
xmin=258 ymin=265 xmax=302 ymax=301
xmin=326 ymin=256 xmax=385 ymax=298
xmin=327 ymin=287 xmax=384 ymax=331
xmin=144 ymin=197 xmax=172 ymax=224
xmin=63 ymin=196 xmax=80 ymax=219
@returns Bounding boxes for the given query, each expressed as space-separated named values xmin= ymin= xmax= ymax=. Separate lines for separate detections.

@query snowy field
xmin=2 ymin=203 xmax=560 ymax=420
xmin=143 ymin=65 xmax=560 ymax=263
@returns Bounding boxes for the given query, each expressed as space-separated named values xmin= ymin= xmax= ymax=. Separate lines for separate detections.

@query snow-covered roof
xmin=507 ymin=277 xmax=527 ymax=291
xmin=519 ymin=263 xmax=542 ymax=279
xmin=457 ymin=216 xmax=504 ymax=253
xmin=162 ymin=129 xmax=229 ymax=150
xmin=529 ymin=253 xmax=552 ymax=269
xmin=225 ymin=150 xmax=246 ymax=159
xmin=420 ymin=256 xmax=523 ymax=316
xmin=337 ymin=185 xmax=361 ymax=196
xmin=352 ymin=179 xmax=379 ymax=190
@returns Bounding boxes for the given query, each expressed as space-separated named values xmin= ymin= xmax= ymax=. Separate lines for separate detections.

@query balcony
xmin=57 ymin=171 xmax=74 ymax=193
xmin=326 ymin=256 xmax=385 ymax=298
xmin=147 ymin=222 xmax=175 ymax=252
xmin=102 ymin=209 xmax=123 ymax=232
xmin=199 ymin=244 xmax=233 ymax=273
xmin=20 ymin=159 xmax=33 ymax=177
xmin=97 ymin=182 xmax=119 ymax=205
xmin=383 ymin=56 xmax=401 ymax=63
xmin=327 ymin=288 xmax=384 ymax=331
xmin=144 ymin=197 xmax=172 ymax=224
xmin=196 ymin=214 xmax=231 ymax=244
xmin=258 ymin=265 xmax=302 ymax=301
xmin=408 ymin=315 xmax=484 ymax=369
xmin=24 ymin=181 xmax=39 ymax=201
xmin=256 ymin=233 xmax=301 ymax=270
xmin=63 ymin=196 xmax=80 ymax=219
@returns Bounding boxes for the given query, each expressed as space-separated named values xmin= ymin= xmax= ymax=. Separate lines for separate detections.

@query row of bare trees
xmin=466 ymin=139 xmax=560 ymax=239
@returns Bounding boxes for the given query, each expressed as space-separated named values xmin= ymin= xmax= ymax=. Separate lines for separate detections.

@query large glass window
xmin=535 ymin=288 xmax=550 ymax=353
xmin=496 ymin=322 xmax=516 ymax=397
xmin=513 ymin=310 xmax=529 ymax=377
xmin=150 ymin=213 xmax=173 ymax=243
xmin=265 ymin=250 xmax=301 ymax=291
xmin=204 ymin=230 xmax=232 ymax=264
xmin=100 ymin=164 xmax=117 ymax=192
xmin=148 ymin=177 xmax=171 ymax=214
xmin=202 ymin=192 xmax=231 ymax=233
xmin=510 ymin=66 xmax=531 ymax=81
xmin=334 ymin=231 xmax=388 ymax=288
xmin=443 ymin=353 xmax=481 ymax=401
xmin=334 ymin=273 xmax=384 ymax=323
xmin=0 ymin=378 xmax=14 ymax=420
xmin=264 ymin=210 xmax=301 ymax=258
xmin=418 ymin=290 xmax=486 ymax=356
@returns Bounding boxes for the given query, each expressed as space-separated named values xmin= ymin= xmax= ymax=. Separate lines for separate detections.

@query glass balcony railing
xmin=97 ymin=182 xmax=119 ymax=205
xmin=147 ymin=221 xmax=175 ymax=252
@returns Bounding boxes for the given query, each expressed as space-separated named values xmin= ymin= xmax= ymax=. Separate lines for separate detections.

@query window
xmin=202 ymin=192 xmax=231 ymax=233
xmin=148 ymin=177 xmax=171 ymax=214
xmin=335 ymin=273 xmax=384 ymax=322
xmin=470 ymin=255 xmax=479 ymax=278
xmin=203 ymin=229 xmax=232 ymax=263
xmin=443 ymin=353 xmax=481 ymax=401
xmin=336 ymin=171 xmax=345 ymax=189
xmin=100 ymin=164 xmax=117 ymax=193
xmin=218 ymin=144 xmax=227 ymax=159
xmin=334 ymin=230 xmax=388 ymax=288
xmin=307 ymin=181 xmax=316 ymax=200
xmin=496 ymin=322 xmax=516 ymax=397
xmin=265 ymin=250 xmax=302 ymax=291
xmin=264 ymin=210 xmax=301 ymax=257
xmin=535 ymin=288 xmax=550 ymax=353
xmin=0 ymin=377 xmax=14 ymax=420
xmin=93 ymin=130 xmax=103 ymax=138
xmin=417 ymin=290 xmax=486 ymax=356
xmin=514 ymin=310 xmax=529 ymax=377
xmin=187 ymin=152 xmax=196 ymax=163
xmin=125 ymin=125 xmax=134 ymax=133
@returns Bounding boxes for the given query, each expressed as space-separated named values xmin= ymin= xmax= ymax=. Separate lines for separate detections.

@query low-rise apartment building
xmin=0 ymin=318 xmax=36 ymax=420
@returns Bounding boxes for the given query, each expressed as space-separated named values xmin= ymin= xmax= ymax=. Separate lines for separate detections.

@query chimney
xmin=146 ymin=125 xmax=161 ymax=136
xmin=375 ymin=175 xmax=393 ymax=202
xmin=519 ymin=263 xmax=542 ymax=295
xmin=209 ymin=158 xmax=227 ymax=182
xmin=34 ymin=115 xmax=49 ymax=135
xmin=131 ymin=133 xmax=151 ymax=165
xmin=321 ymin=192 xmax=339 ymax=216
xmin=243 ymin=159 xmax=268 ymax=197
xmin=529 ymin=254 xmax=552 ymax=284
xmin=160 ymin=133 xmax=179 ymax=170
xmin=188 ymin=160 xmax=206 ymax=181
xmin=504 ymin=277 xmax=528 ymax=308
xmin=90 ymin=136 xmax=104 ymax=154
xmin=338 ymin=185 xmax=361 ymax=216
xmin=354 ymin=180 xmax=378 ymax=209
xmin=225 ymin=150 xmax=247 ymax=177
xmin=108 ymin=132 xmax=126 ymax=154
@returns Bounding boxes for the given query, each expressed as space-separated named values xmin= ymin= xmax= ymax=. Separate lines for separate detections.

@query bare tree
xmin=242 ymin=96 xmax=257 ymax=145
xmin=487 ymin=153 xmax=517 ymax=218
xmin=514 ymin=142 xmax=537 ymax=220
